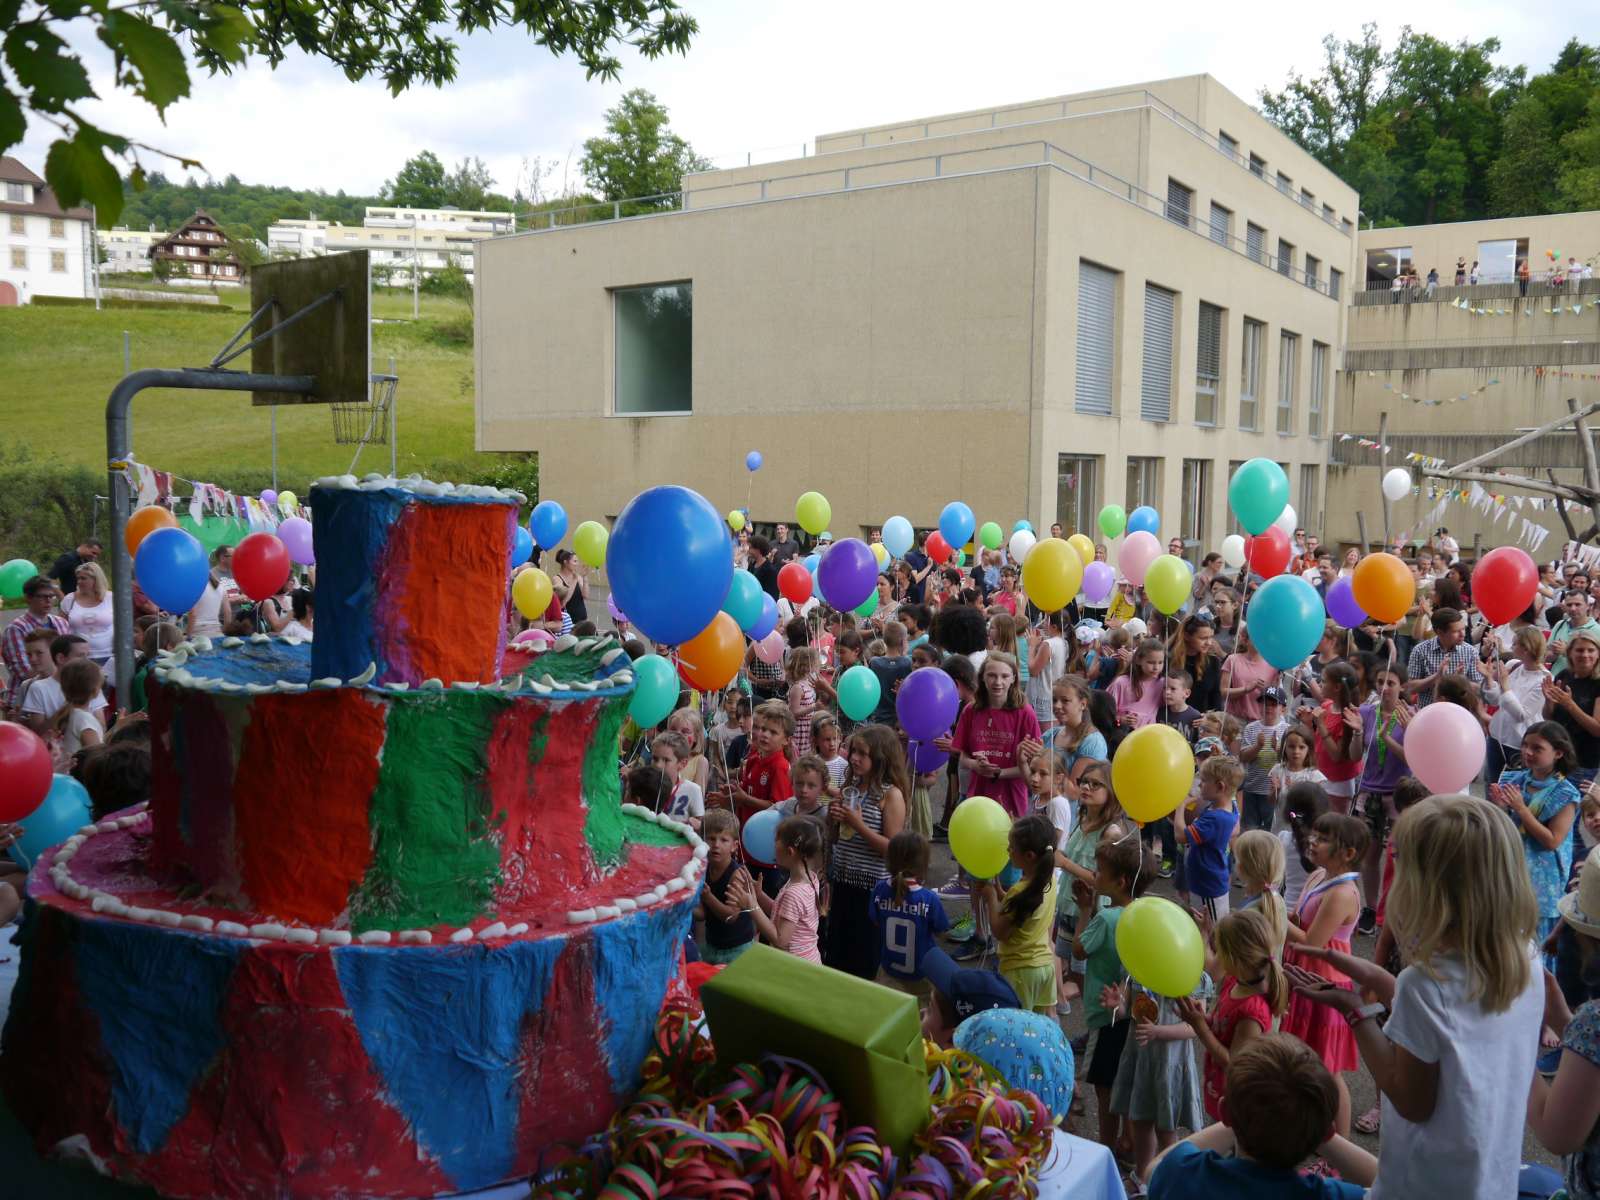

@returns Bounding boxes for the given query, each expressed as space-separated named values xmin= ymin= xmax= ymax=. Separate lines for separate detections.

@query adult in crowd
xmin=1307 ymin=551 xmax=1338 ymax=602
xmin=186 ymin=554 xmax=233 ymax=640
xmin=551 ymin=549 xmax=589 ymax=626
xmin=49 ymin=537 xmax=102 ymax=596
xmin=1548 ymin=588 xmax=1600 ymax=676
xmin=748 ymin=535 xmax=780 ymax=600
xmin=1484 ymin=625 xmax=1553 ymax=780
xmin=769 ymin=523 xmax=801 ymax=564
xmin=1405 ymin=607 xmax=1483 ymax=707
xmin=1543 ymin=628 xmax=1600 ymax=791
xmin=1220 ymin=625 xmax=1280 ymax=724
xmin=1169 ymin=613 xmax=1223 ymax=711
xmin=903 ymin=533 xmax=932 ymax=604
xmin=2 ymin=575 xmax=68 ymax=713
xmin=62 ymin=561 xmax=115 ymax=671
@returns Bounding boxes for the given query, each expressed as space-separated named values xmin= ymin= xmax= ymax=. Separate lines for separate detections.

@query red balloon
xmin=1243 ymin=526 xmax=1291 ymax=578
xmin=778 ymin=561 xmax=812 ymax=605
xmin=927 ymin=531 xmax=952 ymax=564
xmin=232 ymin=532 xmax=291 ymax=602
xmin=0 ymin=720 xmax=52 ymax=822
xmin=1474 ymin=545 xmax=1538 ymax=626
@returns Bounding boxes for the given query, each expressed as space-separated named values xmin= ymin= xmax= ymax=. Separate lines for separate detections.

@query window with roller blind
xmin=1239 ymin=318 xmax=1264 ymax=431
xmin=1249 ymin=154 xmax=1266 ymax=178
xmin=1141 ymin=284 xmax=1176 ymax=422
xmin=1309 ymin=342 xmax=1328 ymax=436
xmin=1329 ymin=268 xmax=1343 ymax=300
xmin=1246 ymin=223 xmax=1265 ymax=265
xmin=1196 ymin=302 xmax=1223 ymax=426
xmin=1218 ymin=131 xmax=1239 ymax=162
xmin=1277 ymin=238 xmax=1294 ymax=277
xmin=1166 ymin=179 xmax=1194 ymax=228
xmin=1209 ymin=202 xmax=1231 ymax=246
xmin=1277 ymin=331 xmax=1299 ymax=433
xmin=1075 ymin=261 xmax=1117 ymax=416
xmin=1304 ymin=254 xmax=1320 ymax=289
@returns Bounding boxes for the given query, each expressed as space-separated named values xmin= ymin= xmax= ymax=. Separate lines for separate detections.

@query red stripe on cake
xmin=490 ymin=700 xmax=599 ymax=909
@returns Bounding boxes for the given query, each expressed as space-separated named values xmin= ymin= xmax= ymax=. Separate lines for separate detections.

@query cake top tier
xmin=309 ymin=475 xmax=522 ymax=688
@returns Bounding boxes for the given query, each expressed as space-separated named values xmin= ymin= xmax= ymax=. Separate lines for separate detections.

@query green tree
xmin=1487 ymin=95 xmax=1560 ymax=215
xmin=1558 ymin=93 xmax=1600 ymax=211
xmin=1 ymin=1 xmax=696 ymax=225
xmin=580 ymin=89 xmax=710 ymax=212
xmin=382 ymin=151 xmax=448 ymax=208
xmin=1259 ymin=23 xmax=1389 ymax=175
xmin=443 ymin=156 xmax=496 ymax=210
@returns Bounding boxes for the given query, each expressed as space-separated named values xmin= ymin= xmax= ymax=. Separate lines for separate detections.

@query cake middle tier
xmin=148 ymin=634 xmax=644 ymax=932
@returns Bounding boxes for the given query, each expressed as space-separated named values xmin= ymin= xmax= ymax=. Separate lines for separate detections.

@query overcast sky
xmin=13 ymin=0 xmax=1592 ymax=205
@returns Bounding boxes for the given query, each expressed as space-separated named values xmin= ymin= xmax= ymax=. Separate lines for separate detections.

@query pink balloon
xmin=754 ymin=630 xmax=785 ymax=664
xmin=513 ymin=628 xmax=554 ymax=649
xmin=1404 ymin=702 xmax=1486 ymax=794
xmin=1119 ymin=531 xmax=1161 ymax=586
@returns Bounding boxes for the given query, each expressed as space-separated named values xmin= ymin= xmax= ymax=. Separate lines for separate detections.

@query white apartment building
xmin=0 ymin=156 xmax=94 ymax=306
xmin=99 ymin=225 xmax=167 ymax=275
xmin=266 ymin=206 xmax=515 ymax=283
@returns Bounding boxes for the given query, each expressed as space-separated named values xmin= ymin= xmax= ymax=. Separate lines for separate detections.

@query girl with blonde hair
xmin=1232 ymin=829 xmax=1288 ymax=953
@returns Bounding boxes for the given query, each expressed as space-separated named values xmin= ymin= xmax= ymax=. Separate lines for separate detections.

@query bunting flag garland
xmin=115 ymin=459 xmax=309 ymax=531
xmin=1448 ymin=295 xmax=1600 ymax=318
xmin=1535 ymin=366 xmax=1600 ymax=384
xmin=1368 ymin=375 xmax=1501 ymax=407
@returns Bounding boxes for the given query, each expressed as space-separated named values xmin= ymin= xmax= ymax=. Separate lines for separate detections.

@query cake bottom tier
xmin=1 ymin=887 xmax=697 ymax=1199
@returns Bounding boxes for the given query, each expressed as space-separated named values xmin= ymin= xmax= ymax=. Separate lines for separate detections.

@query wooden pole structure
xmin=1356 ymin=510 xmax=1369 ymax=553
xmin=1568 ymin=397 xmax=1600 ymax=536
xmin=1548 ymin=469 xmax=1581 ymax=543
xmin=1442 ymin=400 xmax=1600 ymax=477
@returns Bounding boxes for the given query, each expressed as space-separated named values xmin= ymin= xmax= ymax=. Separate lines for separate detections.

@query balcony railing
xmin=1351 ymin=278 xmax=1600 ymax=307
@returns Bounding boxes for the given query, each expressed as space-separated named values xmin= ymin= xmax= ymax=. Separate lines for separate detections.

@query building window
xmin=1365 ymin=246 xmax=1413 ymax=287
xmin=9 ymin=247 xmax=24 ymax=269
xmin=4 ymin=182 xmax=25 ymax=202
xmin=1181 ymin=459 xmax=1211 ymax=565
xmin=47 ymin=219 xmax=62 ymax=238
xmin=1166 ymin=179 xmax=1193 ymax=228
xmin=614 ymin=282 xmax=693 ymax=415
xmin=1477 ymin=238 xmax=1528 ymax=283
xmin=1240 ymin=318 xmax=1264 ymax=431
xmin=1321 ymin=202 xmax=1335 ymax=223
xmin=1218 ymin=131 xmax=1239 ymax=162
xmin=49 ymin=250 xmax=65 ymax=272
xmin=1304 ymin=254 xmax=1320 ymax=289
xmin=1329 ymin=268 xmax=1343 ymax=301
xmin=1341 ymin=217 xmax=1354 ymax=235
xmin=1126 ymin=457 xmax=1161 ymax=511
xmin=1277 ymin=239 xmax=1294 ymax=277
xmin=7 ymin=215 xmax=22 ymax=235
xmin=1309 ymin=342 xmax=1328 ymax=437
xmin=1208 ymin=202 xmax=1231 ymax=246
xmin=1249 ymin=154 xmax=1266 ymax=178
xmin=1246 ymin=223 xmax=1265 ymax=265
xmin=1276 ymin=171 xmax=1293 ymax=195
xmin=1300 ymin=464 xmax=1320 ymax=532
xmin=1057 ymin=455 xmax=1101 ymax=536
xmin=1075 ymin=261 xmax=1117 ymax=416
xmin=1141 ymin=284 xmax=1176 ymax=422
xmin=1196 ymin=302 xmax=1223 ymax=426
xmin=1277 ymin=332 xmax=1298 ymax=433
xmin=1299 ymin=187 xmax=1315 ymax=209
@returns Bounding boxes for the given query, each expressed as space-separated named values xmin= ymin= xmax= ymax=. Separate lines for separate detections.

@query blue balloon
xmin=742 ymin=808 xmax=780 ymax=865
xmin=882 ymin=515 xmax=914 ymax=558
xmin=607 ymin=486 xmax=733 ymax=645
xmin=803 ymin=553 xmax=820 ymax=574
xmin=529 ymin=500 xmax=568 ymax=549
xmin=9 ymin=774 xmax=92 ymax=869
xmin=1012 ymin=520 xmax=1034 ymax=533
xmin=722 ymin=568 xmax=765 ymax=632
xmin=939 ymin=501 xmax=975 ymax=550
xmin=1127 ymin=506 xmax=1160 ymax=536
xmin=745 ymin=449 xmax=763 ymax=472
xmin=750 ymin=592 xmax=779 ymax=641
xmin=954 ymin=1008 xmax=1076 ymax=1121
xmin=1248 ymin=574 xmax=1327 ymax=669
xmin=134 ymin=526 xmax=209 ymax=614
xmin=510 ymin=525 xmax=533 ymax=568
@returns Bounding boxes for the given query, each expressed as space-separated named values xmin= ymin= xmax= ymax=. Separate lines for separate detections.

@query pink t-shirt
xmin=1107 ymin=673 xmax=1163 ymax=729
xmin=953 ymin=703 xmax=1042 ymax=817
xmin=1221 ymin=653 xmax=1281 ymax=722
xmin=774 ymin=877 xmax=821 ymax=963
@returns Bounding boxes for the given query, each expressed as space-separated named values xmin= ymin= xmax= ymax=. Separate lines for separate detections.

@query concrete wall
xmin=1357 ymin=211 xmax=1600 ymax=284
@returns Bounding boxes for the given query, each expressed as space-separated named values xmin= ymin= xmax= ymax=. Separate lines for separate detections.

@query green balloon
xmin=953 ymin=549 xmax=966 ymax=567
xmin=1098 ymin=504 xmax=1126 ymax=539
xmin=978 ymin=521 xmax=1003 ymax=550
xmin=854 ymin=593 xmax=877 ymax=619
xmin=1228 ymin=458 xmax=1290 ymax=536
xmin=628 ymin=653 xmax=679 ymax=730
xmin=0 ymin=558 xmax=38 ymax=599
xmin=837 ymin=664 xmax=882 ymax=722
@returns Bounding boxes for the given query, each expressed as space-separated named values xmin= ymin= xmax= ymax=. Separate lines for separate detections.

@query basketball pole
xmin=389 ymin=354 xmax=397 ymax=477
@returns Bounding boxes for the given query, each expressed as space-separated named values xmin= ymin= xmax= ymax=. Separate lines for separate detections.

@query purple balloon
xmin=278 ymin=515 xmax=314 ymax=565
xmin=909 ymin=737 xmax=951 ymax=773
xmin=750 ymin=592 xmax=779 ymax=641
xmin=1325 ymin=575 xmax=1367 ymax=629
xmin=897 ymin=667 xmax=960 ymax=742
xmin=607 ymin=593 xmax=628 ymax=624
xmin=1082 ymin=560 xmax=1115 ymax=604
xmin=259 ymin=488 xmax=278 ymax=508
xmin=816 ymin=538 xmax=877 ymax=612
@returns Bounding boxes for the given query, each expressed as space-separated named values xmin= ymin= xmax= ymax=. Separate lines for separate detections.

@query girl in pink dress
xmin=953 ymin=652 xmax=1041 ymax=819
xmin=1106 ymin=638 xmax=1166 ymax=730
xmin=1281 ymin=811 xmax=1368 ymax=1136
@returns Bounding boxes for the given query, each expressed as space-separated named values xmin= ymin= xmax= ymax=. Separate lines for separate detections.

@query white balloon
xmin=1220 ymin=534 xmax=1247 ymax=569
xmin=1272 ymin=504 xmax=1297 ymax=538
xmin=1008 ymin=529 xmax=1037 ymax=564
xmin=1382 ymin=468 xmax=1412 ymax=502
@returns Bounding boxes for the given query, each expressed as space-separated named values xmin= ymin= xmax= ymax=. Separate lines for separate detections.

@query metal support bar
xmin=209 ymin=298 xmax=278 ymax=368
xmin=108 ymin=369 xmax=316 ymax=701
xmin=211 ymin=289 xmax=341 ymax=370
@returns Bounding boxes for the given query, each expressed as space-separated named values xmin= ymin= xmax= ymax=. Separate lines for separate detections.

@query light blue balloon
xmin=750 ymin=592 xmax=779 ymax=641
xmin=1126 ymin=506 xmax=1160 ymax=536
xmin=627 ymin=654 xmax=679 ymax=730
xmin=9 ymin=775 xmax=92 ymax=868
xmin=1247 ymin=574 xmax=1326 ymax=669
xmin=745 ymin=449 xmax=763 ymax=472
xmin=742 ymin=808 xmax=780 ymax=864
xmin=804 ymin=553 xmax=821 ymax=574
xmin=510 ymin=525 xmax=533 ymax=568
xmin=1012 ymin=520 xmax=1034 ymax=533
xmin=939 ymin=501 xmax=975 ymax=550
xmin=529 ymin=500 xmax=568 ymax=548
xmin=721 ymin=568 xmax=765 ymax=632
xmin=1228 ymin=458 xmax=1291 ymax=536
xmin=882 ymin=515 xmax=914 ymax=558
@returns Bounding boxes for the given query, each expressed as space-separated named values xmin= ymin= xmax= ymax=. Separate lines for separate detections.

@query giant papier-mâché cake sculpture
xmin=0 ymin=474 xmax=706 ymax=1199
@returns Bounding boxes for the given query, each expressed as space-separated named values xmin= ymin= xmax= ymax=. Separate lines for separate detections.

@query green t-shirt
xmin=1078 ymin=904 xmax=1125 ymax=1030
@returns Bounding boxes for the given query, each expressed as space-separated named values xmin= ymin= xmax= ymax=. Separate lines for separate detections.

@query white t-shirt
xmin=21 ymin=677 xmax=107 ymax=722
xmin=62 ymin=707 xmax=101 ymax=757
xmin=188 ymin=582 xmax=226 ymax=637
xmin=1275 ymin=828 xmax=1310 ymax=909
xmin=665 ymin=779 xmax=703 ymax=820
xmin=1370 ymin=947 xmax=1543 ymax=1200
xmin=281 ymin=619 xmax=314 ymax=641
xmin=1034 ymin=793 xmax=1074 ymax=849
xmin=64 ymin=594 xmax=115 ymax=659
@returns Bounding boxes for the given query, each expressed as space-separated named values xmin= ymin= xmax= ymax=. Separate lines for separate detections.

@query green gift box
xmin=701 ymin=944 xmax=930 ymax=1151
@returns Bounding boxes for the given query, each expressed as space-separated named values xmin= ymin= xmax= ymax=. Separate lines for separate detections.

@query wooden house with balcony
xmin=148 ymin=210 xmax=242 ymax=282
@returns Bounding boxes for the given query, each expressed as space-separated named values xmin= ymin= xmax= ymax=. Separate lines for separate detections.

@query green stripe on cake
xmin=581 ymin=694 xmax=630 ymax=866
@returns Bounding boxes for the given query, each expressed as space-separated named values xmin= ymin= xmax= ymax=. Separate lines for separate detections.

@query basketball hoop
xmin=332 ymin=373 xmax=397 ymax=446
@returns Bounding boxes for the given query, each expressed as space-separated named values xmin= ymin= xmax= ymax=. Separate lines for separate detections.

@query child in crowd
xmin=1302 ymin=661 xmax=1364 ymax=814
xmin=785 ymin=647 xmax=821 ymax=757
xmin=825 ymin=725 xmax=908 ymax=979
xmin=649 ymin=730 xmax=704 ymax=826
xmin=1238 ymin=687 xmax=1289 ymax=833
xmin=708 ymin=695 xmax=754 ymax=796
xmin=1551 ymin=790 xmax=1600 ymax=1012
xmin=722 ymin=700 xmax=794 ymax=821
xmin=1232 ymin=829 xmax=1288 ymax=953
xmin=56 ymin=658 xmax=104 ymax=758
xmin=1072 ymin=829 xmax=1140 ymax=1153
xmin=733 ymin=816 xmax=823 ymax=963
xmin=1267 ymin=727 xmax=1323 ymax=817
xmin=1047 ymin=674 xmax=1109 ymax=776
xmin=696 ymin=810 xmax=756 ymax=965
xmin=21 ymin=633 xmax=105 ymax=737
xmin=1160 ymin=671 xmax=1201 ymax=741
xmin=867 ymin=621 xmax=913 ymax=726
xmin=953 ymin=652 xmax=1040 ymax=819
xmin=1277 ymin=781 xmax=1324 ymax=909
xmin=1057 ymin=761 xmax=1129 ymax=1015
xmin=868 ymin=830 xmax=949 ymax=998
xmin=1490 ymin=720 xmax=1581 ymax=969
xmin=668 ymin=707 xmax=710 ymax=796
xmin=812 ymin=712 xmax=848 ymax=795
xmin=1027 ymin=747 xmax=1074 ymax=849
xmin=9 ymin=627 xmax=56 ymax=720
xmin=1107 ymin=639 xmax=1166 ymax=729
xmin=1181 ymin=907 xmax=1290 ymax=1123
xmin=776 ymin=755 xmax=829 ymax=830
xmin=973 ymin=812 xmax=1058 ymax=1015
xmin=1174 ymin=754 xmax=1241 ymax=921
xmin=1195 ymin=710 xmax=1242 ymax=757
xmin=1355 ymin=665 xmax=1411 ymax=935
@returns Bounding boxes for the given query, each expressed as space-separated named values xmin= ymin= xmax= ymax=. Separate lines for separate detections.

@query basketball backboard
xmin=250 ymin=250 xmax=370 ymax=406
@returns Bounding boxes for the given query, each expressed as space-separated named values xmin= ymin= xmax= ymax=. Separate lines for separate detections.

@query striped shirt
xmin=2 ymin=611 xmax=69 ymax=709
xmin=829 ymin=782 xmax=890 ymax=887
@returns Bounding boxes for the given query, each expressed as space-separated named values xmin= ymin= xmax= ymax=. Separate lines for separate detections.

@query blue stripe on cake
xmin=590 ymin=896 xmax=699 ymax=1095
xmin=310 ymin=486 xmax=407 ymax=684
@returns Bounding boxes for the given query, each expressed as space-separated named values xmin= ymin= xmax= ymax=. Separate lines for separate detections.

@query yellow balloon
xmin=796 ymin=491 xmax=831 ymax=536
xmin=512 ymin=567 xmax=554 ymax=619
xmin=573 ymin=520 xmax=608 ymax=568
xmin=948 ymin=796 xmax=1012 ymax=878
xmin=1020 ymin=537 xmax=1083 ymax=612
xmin=1115 ymin=897 xmax=1205 ymax=997
xmin=1144 ymin=554 xmax=1193 ymax=616
xmin=871 ymin=542 xmax=889 ymax=567
xmin=277 ymin=490 xmax=298 ymax=513
xmin=1067 ymin=533 xmax=1095 ymax=565
xmin=1111 ymin=724 xmax=1195 ymax=823
xmin=727 ymin=510 xmax=746 ymax=533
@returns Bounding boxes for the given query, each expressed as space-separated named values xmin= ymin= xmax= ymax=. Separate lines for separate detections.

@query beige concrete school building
xmin=476 ymin=76 xmax=1355 ymax=560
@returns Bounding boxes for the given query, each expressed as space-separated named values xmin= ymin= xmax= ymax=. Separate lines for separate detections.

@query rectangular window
xmin=1181 ymin=459 xmax=1211 ymax=565
xmin=1341 ymin=217 xmax=1354 ymax=235
xmin=1249 ymin=154 xmax=1266 ymax=178
xmin=1240 ymin=318 xmax=1264 ymax=431
xmin=49 ymin=250 xmax=65 ymax=272
xmin=4 ymin=182 xmax=25 ymax=202
xmin=9 ymin=247 xmax=24 ymax=269
xmin=1365 ymin=246 xmax=1413 ymax=287
xmin=1208 ymin=202 xmax=1231 ymax=246
xmin=1141 ymin=284 xmax=1176 ymax=422
xmin=1166 ymin=179 xmax=1193 ymax=228
xmin=1126 ymin=457 xmax=1161 ymax=510
xmin=1300 ymin=465 xmax=1320 ymax=532
xmin=7 ymin=214 xmax=22 ymax=235
xmin=1246 ymin=223 xmax=1265 ymax=265
xmin=1477 ymin=238 xmax=1520 ymax=283
xmin=1218 ymin=131 xmax=1239 ymax=160
xmin=48 ymin=218 xmax=64 ymax=238
xmin=1309 ymin=342 xmax=1328 ymax=436
xmin=1277 ymin=332 xmax=1298 ymax=433
xmin=613 ymin=281 xmax=693 ymax=415
xmin=1299 ymin=187 xmax=1315 ymax=209
xmin=1329 ymin=268 xmax=1343 ymax=301
xmin=1276 ymin=171 xmax=1293 ymax=195
xmin=1075 ymin=261 xmax=1117 ymax=416
xmin=1057 ymin=455 xmax=1101 ymax=536
xmin=1196 ymin=301 xmax=1223 ymax=426
xmin=1277 ymin=239 xmax=1294 ymax=277
xmin=1322 ymin=202 xmax=1335 ymax=223
xmin=1304 ymin=254 xmax=1320 ymax=289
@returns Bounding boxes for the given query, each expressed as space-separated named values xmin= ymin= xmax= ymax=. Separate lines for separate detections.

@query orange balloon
xmin=125 ymin=505 xmax=179 ymax=556
xmin=1351 ymin=552 xmax=1414 ymax=624
xmin=677 ymin=612 xmax=744 ymax=691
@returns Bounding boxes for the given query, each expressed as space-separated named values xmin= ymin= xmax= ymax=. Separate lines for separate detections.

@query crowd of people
xmin=1387 ymin=253 xmax=1595 ymax=300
